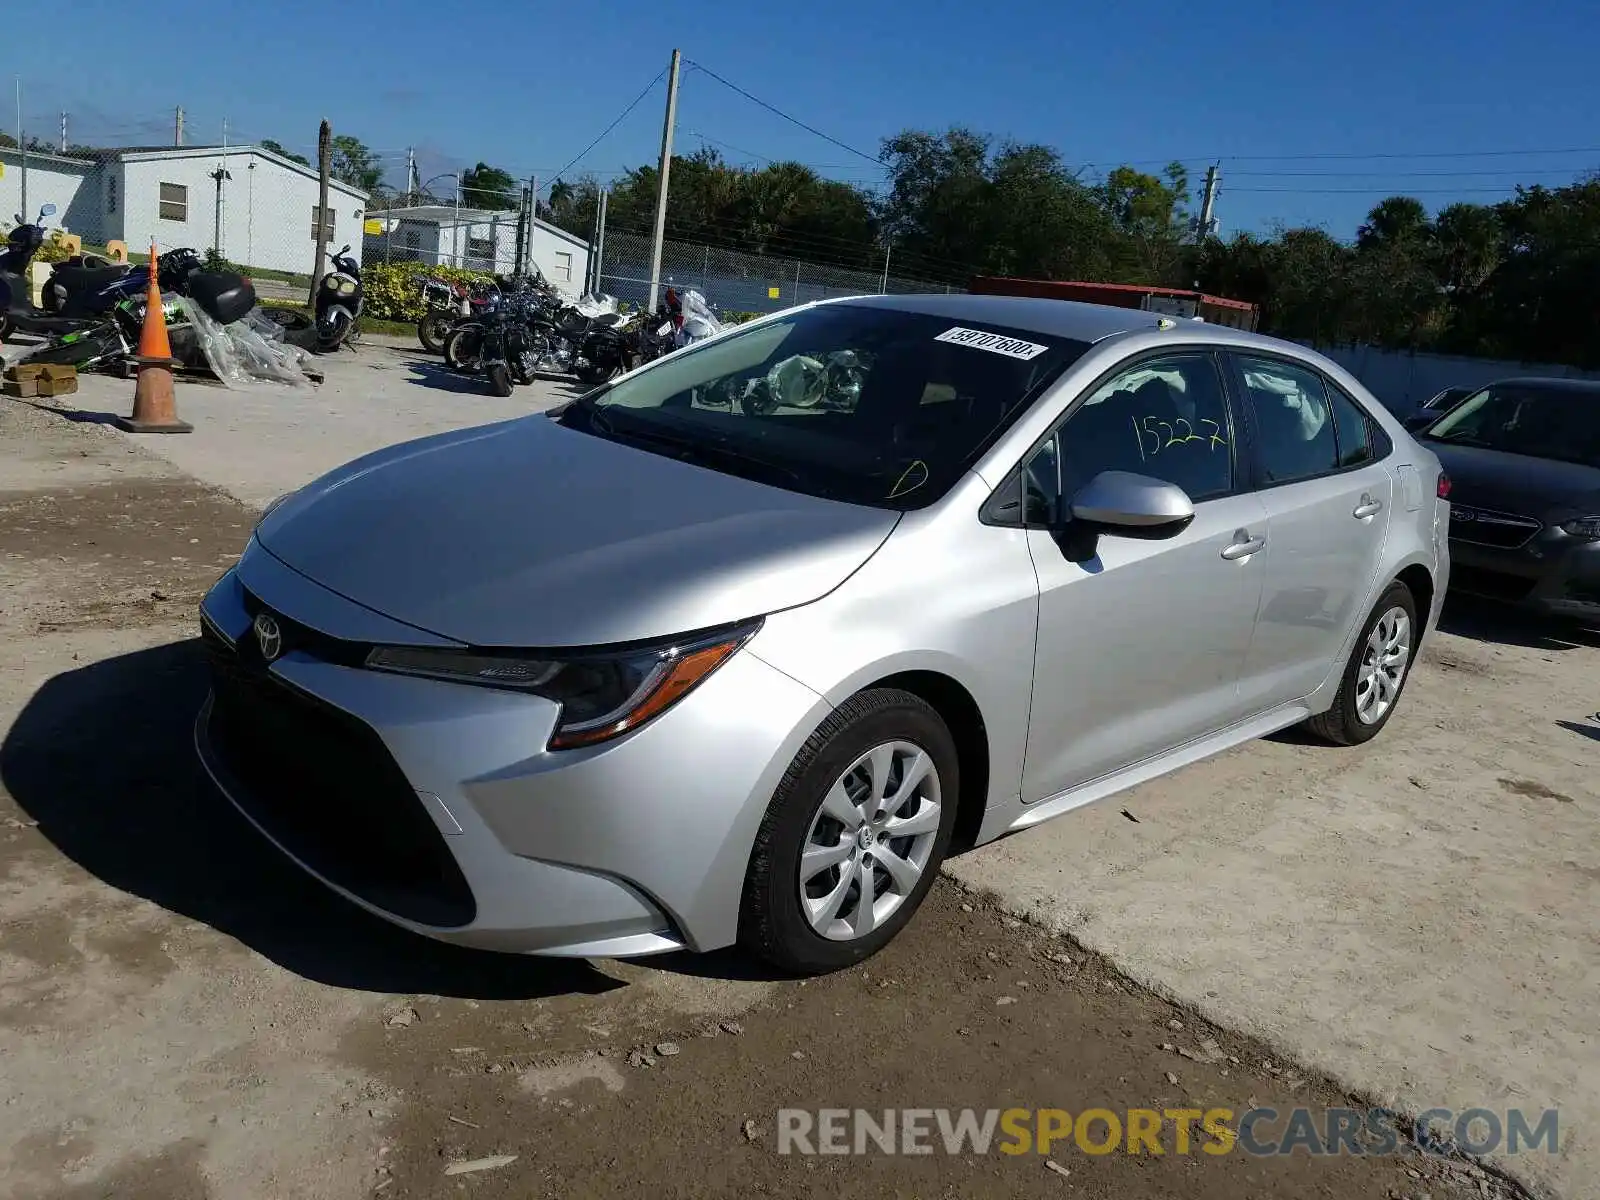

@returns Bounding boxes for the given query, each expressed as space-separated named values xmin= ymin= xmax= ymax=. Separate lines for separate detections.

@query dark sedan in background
xmin=1409 ymin=377 xmax=1600 ymax=620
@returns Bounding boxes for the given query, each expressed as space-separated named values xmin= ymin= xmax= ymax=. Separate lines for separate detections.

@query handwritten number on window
xmin=1132 ymin=413 xmax=1228 ymax=459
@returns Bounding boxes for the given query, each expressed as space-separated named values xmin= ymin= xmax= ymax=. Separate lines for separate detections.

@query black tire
xmin=576 ymin=360 xmax=618 ymax=386
xmin=486 ymin=362 xmax=513 ymax=397
xmin=418 ymin=312 xmax=452 ymax=354
xmin=739 ymin=688 xmax=960 ymax=975
xmin=444 ymin=328 xmax=480 ymax=371
xmin=1305 ymin=580 xmax=1420 ymax=746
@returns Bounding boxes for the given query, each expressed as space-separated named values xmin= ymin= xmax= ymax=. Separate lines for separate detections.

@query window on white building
xmin=551 ymin=251 xmax=573 ymax=283
xmin=311 ymin=205 xmax=336 ymax=240
xmin=467 ymin=236 xmax=495 ymax=266
xmin=158 ymin=183 xmax=187 ymax=222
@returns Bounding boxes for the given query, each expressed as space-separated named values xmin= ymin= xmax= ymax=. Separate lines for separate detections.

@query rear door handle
xmin=1221 ymin=535 xmax=1266 ymax=561
xmin=1353 ymin=496 xmax=1384 ymax=519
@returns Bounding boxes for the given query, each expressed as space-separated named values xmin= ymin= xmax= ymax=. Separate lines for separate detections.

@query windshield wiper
xmin=599 ymin=421 xmax=810 ymax=489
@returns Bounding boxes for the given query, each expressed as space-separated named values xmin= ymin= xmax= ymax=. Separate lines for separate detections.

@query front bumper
xmin=1446 ymin=524 xmax=1600 ymax=619
xmin=195 ymin=542 xmax=829 ymax=956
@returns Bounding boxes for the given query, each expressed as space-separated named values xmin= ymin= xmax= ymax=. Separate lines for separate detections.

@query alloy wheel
xmin=799 ymin=741 xmax=942 ymax=941
xmin=1355 ymin=606 xmax=1411 ymax=725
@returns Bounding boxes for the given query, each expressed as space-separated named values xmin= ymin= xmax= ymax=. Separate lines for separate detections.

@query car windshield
xmin=557 ymin=303 xmax=1090 ymax=510
xmin=1422 ymin=383 xmax=1600 ymax=467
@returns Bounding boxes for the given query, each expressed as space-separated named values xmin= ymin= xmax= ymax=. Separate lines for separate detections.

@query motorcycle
xmin=573 ymin=303 xmax=678 ymax=385
xmin=417 ymin=275 xmax=500 ymax=354
xmin=312 ymin=244 xmax=362 ymax=352
xmin=1 ymin=204 xmax=155 ymax=342
xmin=21 ymin=268 xmax=258 ymax=374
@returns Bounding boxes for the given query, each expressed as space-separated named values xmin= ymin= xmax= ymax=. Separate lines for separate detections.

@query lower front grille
xmin=1449 ymin=565 xmax=1537 ymax=603
xmin=202 ymin=627 xmax=476 ymax=928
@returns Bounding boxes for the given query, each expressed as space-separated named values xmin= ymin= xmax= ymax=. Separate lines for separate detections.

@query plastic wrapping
xmin=186 ymin=300 xmax=313 ymax=388
xmin=675 ymin=289 xmax=723 ymax=346
xmin=573 ymin=292 xmax=619 ymax=319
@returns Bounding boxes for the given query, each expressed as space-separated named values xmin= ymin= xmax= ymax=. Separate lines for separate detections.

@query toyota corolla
xmin=196 ymin=294 xmax=1449 ymax=974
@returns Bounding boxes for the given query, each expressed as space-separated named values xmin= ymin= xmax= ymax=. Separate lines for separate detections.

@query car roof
xmin=1481 ymin=376 xmax=1600 ymax=395
xmin=827 ymin=291 xmax=1294 ymax=353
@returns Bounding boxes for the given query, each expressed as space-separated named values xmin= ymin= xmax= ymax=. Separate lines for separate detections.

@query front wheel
xmin=444 ymin=328 xmax=481 ymax=371
xmin=740 ymin=688 xmax=959 ymax=975
xmin=485 ymin=362 xmax=513 ymax=397
xmin=1304 ymin=580 xmax=1419 ymax=745
xmin=418 ymin=312 xmax=452 ymax=354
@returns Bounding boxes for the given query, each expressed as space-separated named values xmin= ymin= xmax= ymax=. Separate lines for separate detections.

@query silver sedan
xmin=196 ymin=293 xmax=1449 ymax=974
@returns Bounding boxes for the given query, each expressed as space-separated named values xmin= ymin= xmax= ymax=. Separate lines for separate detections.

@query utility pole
xmin=451 ymin=172 xmax=461 ymax=267
xmin=174 ymin=105 xmax=184 ymax=147
xmin=310 ymin=120 xmax=332 ymax=305
xmin=405 ymin=147 xmax=417 ymax=203
xmin=646 ymin=48 xmax=681 ymax=312
xmin=59 ymin=111 xmax=66 ymax=153
xmin=593 ymin=187 xmax=608 ymax=296
xmin=526 ymin=174 xmax=538 ymax=276
xmin=879 ymin=238 xmax=892 ymax=294
xmin=514 ymin=186 xmax=529 ymax=278
xmin=1196 ymin=163 xmax=1220 ymax=241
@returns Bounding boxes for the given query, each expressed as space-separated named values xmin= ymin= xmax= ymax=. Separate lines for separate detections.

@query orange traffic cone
xmin=114 ymin=241 xmax=192 ymax=433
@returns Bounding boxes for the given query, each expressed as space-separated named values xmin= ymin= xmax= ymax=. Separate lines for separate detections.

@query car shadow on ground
xmin=0 ymin=639 xmax=622 ymax=1002
xmin=1437 ymin=595 xmax=1600 ymax=651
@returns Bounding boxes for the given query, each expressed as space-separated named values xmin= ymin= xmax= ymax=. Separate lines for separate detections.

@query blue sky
xmin=11 ymin=0 xmax=1599 ymax=242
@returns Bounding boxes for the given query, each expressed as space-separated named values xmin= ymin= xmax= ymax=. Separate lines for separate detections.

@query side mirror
xmin=1065 ymin=471 xmax=1195 ymax=540
xmin=38 ymin=203 xmax=57 ymax=218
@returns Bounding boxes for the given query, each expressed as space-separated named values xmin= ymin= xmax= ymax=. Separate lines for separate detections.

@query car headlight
xmin=1560 ymin=516 xmax=1600 ymax=540
xmin=364 ymin=620 xmax=761 ymax=750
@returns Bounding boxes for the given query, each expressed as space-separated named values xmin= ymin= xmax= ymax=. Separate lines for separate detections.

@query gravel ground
xmin=0 ymin=394 xmax=1561 ymax=1199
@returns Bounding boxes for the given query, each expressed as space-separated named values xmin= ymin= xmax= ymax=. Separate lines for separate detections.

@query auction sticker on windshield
xmin=934 ymin=327 xmax=1050 ymax=360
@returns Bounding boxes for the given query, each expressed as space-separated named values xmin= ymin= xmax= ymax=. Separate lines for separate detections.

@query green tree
xmin=461 ymin=162 xmax=519 ymax=210
xmin=260 ymin=138 xmax=311 ymax=167
xmin=330 ymin=135 xmax=383 ymax=194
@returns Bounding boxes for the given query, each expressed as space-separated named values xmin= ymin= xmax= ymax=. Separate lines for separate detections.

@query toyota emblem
xmin=253 ymin=613 xmax=283 ymax=662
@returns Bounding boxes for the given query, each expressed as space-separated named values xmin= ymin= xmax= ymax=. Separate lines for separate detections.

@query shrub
xmin=361 ymin=261 xmax=498 ymax=322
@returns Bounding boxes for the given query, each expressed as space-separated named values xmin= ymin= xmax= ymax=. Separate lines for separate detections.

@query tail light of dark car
xmin=1436 ymin=472 xmax=1452 ymax=499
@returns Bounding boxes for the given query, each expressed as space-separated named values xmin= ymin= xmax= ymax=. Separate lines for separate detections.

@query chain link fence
xmin=4 ymin=107 xmax=960 ymax=317
xmin=593 ymin=229 xmax=956 ymax=316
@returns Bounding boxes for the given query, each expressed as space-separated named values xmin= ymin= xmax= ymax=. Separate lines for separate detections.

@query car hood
xmin=255 ymin=415 xmax=899 ymax=647
xmin=1428 ymin=441 xmax=1600 ymax=517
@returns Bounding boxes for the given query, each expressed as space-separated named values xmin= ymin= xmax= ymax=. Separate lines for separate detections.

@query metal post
xmin=793 ymin=258 xmax=801 ymax=306
xmin=879 ymin=238 xmax=891 ymax=294
xmin=646 ymin=49 xmax=681 ymax=311
xmin=174 ymin=105 xmax=184 ymax=147
xmin=16 ymin=78 xmax=28 ymax=223
xmin=59 ymin=110 xmax=66 ymax=153
xmin=514 ymin=189 xmax=528 ymax=278
xmin=526 ymin=174 xmax=537 ymax=276
xmin=452 ymin=173 xmax=461 ymax=267
xmin=701 ymin=244 xmax=709 ymax=294
xmin=310 ymin=120 xmax=332 ymax=306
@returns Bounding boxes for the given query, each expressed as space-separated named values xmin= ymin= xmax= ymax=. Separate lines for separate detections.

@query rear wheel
xmin=418 ymin=312 xmax=452 ymax=354
xmin=1305 ymin=580 xmax=1419 ymax=745
xmin=740 ymin=688 xmax=959 ymax=975
xmin=485 ymin=362 xmax=513 ymax=397
xmin=576 ymin=360 xmax=618 ymax=386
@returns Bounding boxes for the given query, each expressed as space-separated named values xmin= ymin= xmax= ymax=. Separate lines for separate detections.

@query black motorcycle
xmin=573 ymin=304 xmax=677 ymax=385
xmin=1 ymin=204 xmax=160 ymax=342
xmin=312 ymin=243 xmax=362 ymax=352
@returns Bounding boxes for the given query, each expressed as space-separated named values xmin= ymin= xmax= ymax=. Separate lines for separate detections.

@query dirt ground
xmin=0 ymin=397 xmax=1551 ymax=1199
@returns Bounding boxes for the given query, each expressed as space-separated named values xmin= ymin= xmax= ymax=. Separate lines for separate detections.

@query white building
xmin=2 ymin=144 xmax=369 ymax=277
xmin=365 ymin=205 xmax=591 ymax=297
xmin=1 ymin=147 xmax=100 ymax=239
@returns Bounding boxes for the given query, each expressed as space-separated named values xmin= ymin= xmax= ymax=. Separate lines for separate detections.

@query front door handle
xmin=1221 ymin=535 xmax=1266 ymax=561
xmin=1353 ymin=496 xmax=1384 ymax=519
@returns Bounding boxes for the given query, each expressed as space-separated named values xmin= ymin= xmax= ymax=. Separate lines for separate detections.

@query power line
xmin=541 ymin=68 xmax=667 ymax=191
xmin=684 ymin=59 xmax=883 ymax=166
